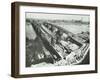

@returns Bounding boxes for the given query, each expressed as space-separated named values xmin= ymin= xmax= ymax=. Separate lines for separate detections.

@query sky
xmin=26 ymin=12 xmax=90 ymax=22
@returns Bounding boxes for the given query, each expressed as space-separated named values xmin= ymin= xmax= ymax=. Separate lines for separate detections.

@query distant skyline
xmin=26 ymin=12 xmax=90 ymax=22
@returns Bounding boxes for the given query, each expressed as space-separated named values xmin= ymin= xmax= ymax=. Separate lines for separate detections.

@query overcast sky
xmin=26 ymin=12 xmax=90 ymax=22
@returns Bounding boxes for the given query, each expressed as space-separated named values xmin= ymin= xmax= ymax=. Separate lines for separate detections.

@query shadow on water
xmin=79 ymin=50 xmax=90 ymax=65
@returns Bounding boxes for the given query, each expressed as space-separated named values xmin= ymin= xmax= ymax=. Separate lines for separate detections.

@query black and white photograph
xmin=26 ymin=13 xmax=90 ymax=67
xmin=11 ymin=2 xmax=97 ymax=77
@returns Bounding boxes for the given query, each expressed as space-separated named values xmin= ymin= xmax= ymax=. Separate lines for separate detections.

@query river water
xmin=54 ymin=23 xmax=89 ymax=34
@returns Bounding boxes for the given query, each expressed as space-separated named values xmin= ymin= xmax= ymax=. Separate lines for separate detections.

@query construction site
xmin=26 ymin=19 xmax=90 ymax=67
